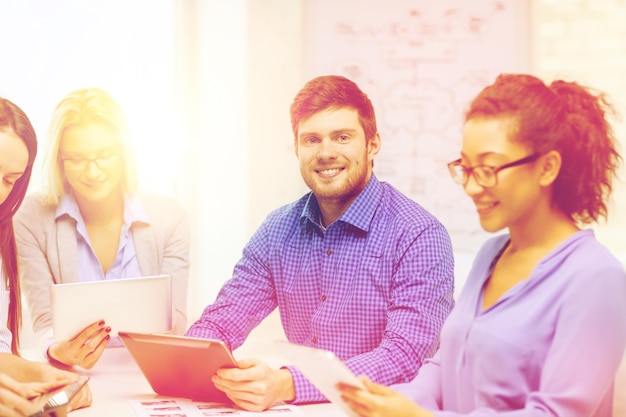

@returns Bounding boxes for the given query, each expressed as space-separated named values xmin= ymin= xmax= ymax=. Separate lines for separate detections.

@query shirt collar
xmin=301 ymin=174 xmax=382 ymax=233
xmin=55 ymin=194 xmax=151 ymax=226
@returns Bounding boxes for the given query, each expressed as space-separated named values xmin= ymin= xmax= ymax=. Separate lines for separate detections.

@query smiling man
xmin=186 ymin=75 xmax=455 ymax=412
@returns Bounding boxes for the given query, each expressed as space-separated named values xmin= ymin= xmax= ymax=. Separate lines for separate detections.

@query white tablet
xmin=275 ymin=340 xmax=364 ymax=417
xmin=50 ymin=275 xmax=172 ymax=340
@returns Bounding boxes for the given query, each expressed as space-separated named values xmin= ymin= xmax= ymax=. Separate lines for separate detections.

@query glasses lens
xmin=473 ymin=167 xmax=496 ymax=188
xmin=63 ymin=159 xmax=87 ymax=171
xmin=95 ymin=154 xmax=120 ymax=169
xmin=448 ymin=162 xmax=466 ymax=184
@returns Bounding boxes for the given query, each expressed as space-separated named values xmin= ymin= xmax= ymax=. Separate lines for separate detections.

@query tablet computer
xmin=275 ymin=340 xmax=364 ymax=417
xmin=50 ymin=275 xmax=172 ymax=340
xmin=30 ymin=376 xmax=89 ymax=417
xmin=119 ymin=331 xmax=238 ymax=403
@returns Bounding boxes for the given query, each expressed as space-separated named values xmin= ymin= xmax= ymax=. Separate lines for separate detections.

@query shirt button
xmin=321 ymin=295 xmax=327 ymax=302
xmin=326 ymin=249 xmax=332 ymax=255
xmin=312 ymin=337 xmax=317 ymax=344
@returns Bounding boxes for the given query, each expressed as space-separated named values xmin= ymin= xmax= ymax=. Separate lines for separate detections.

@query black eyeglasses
xmin=61 ymin=154 xmax=121 ymax=172
xmin=447 ymin=153 xmax=541 ymax=188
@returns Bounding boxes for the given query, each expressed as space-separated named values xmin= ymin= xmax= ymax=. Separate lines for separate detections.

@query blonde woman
xmin=15 ymin=88 xmax=189 ymax=369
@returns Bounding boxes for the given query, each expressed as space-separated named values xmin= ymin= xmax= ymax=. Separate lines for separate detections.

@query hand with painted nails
xmin=47 ymin=320 xmax=111 ymax=369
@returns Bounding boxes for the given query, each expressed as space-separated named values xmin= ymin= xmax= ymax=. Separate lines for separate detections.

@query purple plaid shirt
xmin=186 ymin=175 xmax=455 ymax=403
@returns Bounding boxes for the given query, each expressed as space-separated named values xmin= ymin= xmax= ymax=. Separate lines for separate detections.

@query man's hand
xmin=48 ymin=320 xmax=110 ymax=369
xmin=212 ymin=358 xmax=295 ymax=411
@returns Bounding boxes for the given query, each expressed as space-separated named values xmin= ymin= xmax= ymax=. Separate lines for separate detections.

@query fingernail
xmin=98 ymin=321 xmax=105 ymax=326
xmin=105 ymin=335 xmax=110 ymax=340
xmin=105 ymin=327 xmax=111 ymax=333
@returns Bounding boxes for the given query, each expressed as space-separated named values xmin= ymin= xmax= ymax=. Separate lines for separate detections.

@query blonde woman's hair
xmin=43 ymin=88 xmax=138 ymax=205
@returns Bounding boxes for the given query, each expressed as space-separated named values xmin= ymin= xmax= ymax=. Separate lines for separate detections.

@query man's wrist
xmin=279 ymin=368 xmax=296 ymax=403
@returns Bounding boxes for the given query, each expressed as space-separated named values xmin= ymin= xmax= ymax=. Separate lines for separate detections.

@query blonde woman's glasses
xmin=61 ymin=154 xmax=120 ymax=172
xmin=447 ymin=153 xmax=540 ymax=188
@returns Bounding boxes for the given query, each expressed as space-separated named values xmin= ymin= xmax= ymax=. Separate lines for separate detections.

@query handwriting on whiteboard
xmin=305 ymin=0 xmax=528 ymax=249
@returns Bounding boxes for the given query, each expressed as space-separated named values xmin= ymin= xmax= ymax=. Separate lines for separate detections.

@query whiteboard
xmin=304 ymin=0 xmax=530 ymax=250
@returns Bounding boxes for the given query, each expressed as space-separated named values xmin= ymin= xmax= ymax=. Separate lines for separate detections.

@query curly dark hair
xmin=465 ymin=73 xmax=621 ymax=224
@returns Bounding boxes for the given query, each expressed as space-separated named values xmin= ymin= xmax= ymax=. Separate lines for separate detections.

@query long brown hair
xmin=0 ymin=97 xmax=37 ymax=353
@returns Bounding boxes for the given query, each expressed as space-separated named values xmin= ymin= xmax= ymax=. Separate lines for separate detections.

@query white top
xmin=0 ymin=257 xmax=13 ymax=352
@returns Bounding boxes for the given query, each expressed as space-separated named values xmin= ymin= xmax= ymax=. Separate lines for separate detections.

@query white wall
xmin=531 ymin=0 xmax=626 ymax=265
xmin=175 ymin=0 xmax=250 ymax=323
xmin=0 ymin=0 xmax=180 ymax=192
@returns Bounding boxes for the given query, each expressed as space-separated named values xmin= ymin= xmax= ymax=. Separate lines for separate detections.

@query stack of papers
xmin=129 ymin=397 xmax=302 ymax=416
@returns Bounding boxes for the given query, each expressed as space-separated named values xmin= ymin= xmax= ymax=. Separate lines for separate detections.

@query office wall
xmin=531 ymin=0 xmax=626 ymax=261
xmin=176 ymin=0 xmax=250 ymax=325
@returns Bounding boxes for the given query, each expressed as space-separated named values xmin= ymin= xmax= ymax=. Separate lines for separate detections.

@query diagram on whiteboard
xmin=304 ymin=0 xmax=529 ymax=249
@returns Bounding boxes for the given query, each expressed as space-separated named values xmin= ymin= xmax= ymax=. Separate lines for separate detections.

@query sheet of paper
xmin=129 ymin=396 xmax=303 ymax=416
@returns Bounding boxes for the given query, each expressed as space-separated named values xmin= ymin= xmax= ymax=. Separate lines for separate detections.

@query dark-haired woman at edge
xmin=0 ymin=97 xmax=90 ymax=416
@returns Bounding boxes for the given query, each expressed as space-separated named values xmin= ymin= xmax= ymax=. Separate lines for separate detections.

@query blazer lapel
xmin=133 ymin=223 xmax=159 ymax=276
xmin=56 ymin=218 xmax=80 ymax=283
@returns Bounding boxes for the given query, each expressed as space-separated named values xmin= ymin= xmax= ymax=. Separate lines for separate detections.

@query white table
xmin=69 ymin=347 xmax=345 ymax=417
xmin=64 ymin=345 xmax=626 ymax=417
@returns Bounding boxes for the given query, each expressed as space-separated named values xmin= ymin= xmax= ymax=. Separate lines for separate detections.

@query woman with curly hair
xmin=339 ymin=73 xmax=626 ymax=417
